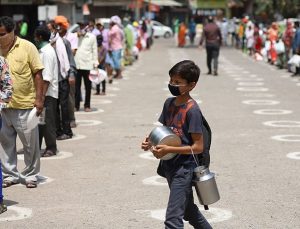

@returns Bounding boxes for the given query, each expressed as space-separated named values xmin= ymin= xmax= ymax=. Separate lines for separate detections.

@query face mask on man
xmin=0 ymin=31 xmax=15 ymax=56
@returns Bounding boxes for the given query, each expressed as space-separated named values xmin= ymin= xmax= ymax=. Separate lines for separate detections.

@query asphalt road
xmin=1 ymin=38 xmax=300 ymax=229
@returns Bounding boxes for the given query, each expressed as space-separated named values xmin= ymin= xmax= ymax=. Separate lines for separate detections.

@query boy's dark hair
xmin=96 ymin=34 xmax=103 ymax=47
xmin=34 ymin=25 xmax=51 ymax=41
xmin=295 ymin=21 xmax=300 ymax=28
xmin=0 ymin=16 xmax=15 ymax=33
xmin=169 ymin=60 xmax=200 ymax=83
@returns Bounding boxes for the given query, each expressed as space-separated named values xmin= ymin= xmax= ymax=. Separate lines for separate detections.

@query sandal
xmin=2 ymin=180 xmax=17 ymax=188
xmin=0 ymin=203 xmax=7 ymax=214
xmin=26 ymin=181 xmax=37 ymax=188
xmin=42 ymin=150 xmax=56 ymax=157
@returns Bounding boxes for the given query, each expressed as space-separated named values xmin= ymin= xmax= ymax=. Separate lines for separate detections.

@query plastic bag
xmin=288 ymin=55 xmax=300 ymax=67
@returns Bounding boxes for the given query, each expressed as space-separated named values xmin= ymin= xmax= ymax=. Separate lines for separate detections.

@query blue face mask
xmin=168 ymin=84 xmax=181 ymax=96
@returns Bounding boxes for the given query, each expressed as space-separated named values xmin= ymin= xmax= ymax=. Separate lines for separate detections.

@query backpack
xmin=196 ymin=116 xmax=211 ymax=168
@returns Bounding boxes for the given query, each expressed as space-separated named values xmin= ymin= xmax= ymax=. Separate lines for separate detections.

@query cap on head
xmin=54 ymin=15 xmax=69 ymax=29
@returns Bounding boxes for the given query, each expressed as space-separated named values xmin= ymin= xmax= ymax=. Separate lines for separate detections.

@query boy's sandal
xmin=0 ymin=203 xmax=7 ymax=214
xmin=26 ymin=181 xmax=37 ymax=188
xmin=2 ymin=180 xmax=17 ymax=188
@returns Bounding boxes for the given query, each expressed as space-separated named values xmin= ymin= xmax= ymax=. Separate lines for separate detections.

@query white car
xmin=151 ymin=20 xmax=173 ymax=38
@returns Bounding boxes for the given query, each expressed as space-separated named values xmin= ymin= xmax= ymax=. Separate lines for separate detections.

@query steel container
xmin=193 ymin=166 xmax=220 ymax=207
xmin=148 ymin=126 xmax=181 ymax=160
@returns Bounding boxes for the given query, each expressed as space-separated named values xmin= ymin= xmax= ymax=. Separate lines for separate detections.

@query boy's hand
xmin=152 ymin=145 xmax=169 ymax=159
xmin=141 ymin=137 xmax=151 ymax=151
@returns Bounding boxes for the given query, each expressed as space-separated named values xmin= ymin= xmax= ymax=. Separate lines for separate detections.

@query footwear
xmin=213 ymin=71 xmax=218 ymax=76
xmin=291 ymin=73 xmax=299 ymax=77
xmin=94 ymin=92 xmax=100 ymax=95
xmin=26 ymin=181 xmax=37 ymax=188
xmin=108 ymin=79 xmax=113 ymax=84
xmin=57 ymin=134 xmax=72 ymax=140
xmin=206 ymin=71 xmax=212 ymax=75
xmin=2 ymin=180 xmax=18 ymax=188
xmin=0 ymin=203 xmax=7 ymax=214
xmin=100 ymin=92 xmax=106 ymax=95
xmin=42 ymin=150 xmax=56 ymax=157
xmin=84 ymin=107 xmax=91 ymax=112
xmin=70 ymin=121 xmax=77 ymax=128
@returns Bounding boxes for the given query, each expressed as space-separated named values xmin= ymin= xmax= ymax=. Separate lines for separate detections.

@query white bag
xmin=288 ymin=55 xmax=300 ymax=67
xmin=274 ymin=40 xmax=285 ymax=54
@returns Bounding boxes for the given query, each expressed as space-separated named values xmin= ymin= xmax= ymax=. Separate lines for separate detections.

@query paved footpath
xmin=1 ymin=39 xmax=300 ymax=229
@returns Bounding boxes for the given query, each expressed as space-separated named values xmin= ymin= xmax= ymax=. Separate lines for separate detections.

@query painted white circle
xmin=76 ymin=120 xmax=103 ymax=126
xmin=18 ymin=151 xmax=73 ymax=161
xmin=109 ymin=87 xmax=120 ymax=91
xmin=253 ymin=109 xmax=293 ymax=115
xmin=243 ymin=93 xmax=275 ymax=98
xmin=263 ymin=121 xmax=300 ymax=128
xmin=280 ymin=75 xmax=289 ymax=78
xmin=65 ymin=134 xmax=87 ymax=141
xmin=249 ymin=74 xmax=257 ymax=78
xmin=153 ymin=121 xmax=163 ymax=126
xmin=242 ymin=100 xmax=280 ymax=105
xmin=238 ymin=82 xmax=264 ymax=86
xmin=139 ymin=207 xmax=232 ymax=223
xmin=234 ymin=78 xmax=264 ymax=81
xmin=104 ymin=93 xmax=117 ymax=97
xmin=92 ymin=99 xmax=112 ymax=104
xmin=139 ymin=152 xmax=156 ymax=161
xmin=75 ymin=108 xmax=104 ymax=114
xmin=271 ymin=135 xmax=300 ymax=142
xmin=286 ymin=152 xmax=300 ymax=160
xmin=236 ymin=87 xmax=269 ymax=92
xmin=0 ymin=206 xmax=32 ymax=221
xmin=142 ymin=175 xmax=168 ymax=186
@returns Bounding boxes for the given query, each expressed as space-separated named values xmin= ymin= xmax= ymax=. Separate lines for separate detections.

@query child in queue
xmin=141 ymin=60 xmax=211 ymax=229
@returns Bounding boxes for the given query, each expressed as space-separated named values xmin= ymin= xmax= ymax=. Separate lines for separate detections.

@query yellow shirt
xmin=5 ymin=37 xmax=44 ymax=109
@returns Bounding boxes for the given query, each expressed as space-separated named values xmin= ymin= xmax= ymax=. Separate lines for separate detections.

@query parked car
xmin=151 ymin=20 xmax=173 ymax=38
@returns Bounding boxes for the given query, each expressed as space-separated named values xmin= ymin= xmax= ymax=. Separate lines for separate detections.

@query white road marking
xmin=76 ymin=120 xmax=103 ymax=126
xmin=249 ymin=74 xmax=257 ymax=78
xmin=236 ymin=87 xmax=269 ymax=92
xmin=0 ymin=206 xmax=32 ymax=221
xmin=153 ymin=121 xmax=163 ymax=126
xmin=139 ymin=152 xmax=156 ymax=161
xmin=109 ymin=87 xmax=120 ymax=91
xmin=263 ymin=121 xmax=300 ymax=128
xmin=18 ymin=151 xmax=73 ymax=161
xmin=142 ymin=175 xmax=168 ymax=186
xmin=286 ymin=152 xmax=300 ymax=160
xmin=136 ymin=207 xmax=232 ymax=223
xmin=242 ymin=100 xmax=280 ymax=105
xmin=238 ymin=82 xmax=264 ymax=86
xmin=291 ymin=78 xmax=299 ymax=82
xmin=253 ymin=109 xmax=292 ymax=115
xmin=271 ymin=135 xmax=300 ymax=142
xmin=280 ymin=75 xmax=289 ymax=78
xmin=65 ymin=134 xmax=87 ymax=141
xmin=234 ymin=78 xmax=264 ymax=81
xmin=242 ymin=93 xmax=275 ymax=98
xmin=91 ymin=99 xmax=112 ymax=104
xmin=104 ymin=93 xmax=117 ymax=97
xmin=242 ymin=71 xmax=250 ymax=74
xmin=75 ymin=109 xmax=104 ymax=114
xmin=296 ymin=83 xmax=300 ymax=86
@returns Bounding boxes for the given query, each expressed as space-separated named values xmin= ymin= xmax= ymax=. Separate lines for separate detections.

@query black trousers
xmin=206 ymin=44 xmax=220 ymax=73
xmin=39 ymin=96 xmax=57 ymax=152
xmin=75 ymin=69 xmax=91 ymax=110
xmin=56 ymin=79 xmax=73 ymax=137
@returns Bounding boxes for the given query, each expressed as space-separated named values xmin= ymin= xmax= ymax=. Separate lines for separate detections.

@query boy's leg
xmin=206 ymin=46 xmax=213 ymax=74
xmin=184 ymin=192 xmax=212 ymax=229
xmin=165 ymin=165 xmax=211 ymax=229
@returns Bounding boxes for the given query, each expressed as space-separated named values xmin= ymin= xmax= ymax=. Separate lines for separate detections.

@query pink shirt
xmin=64 ymin=32 xmax=78 ymax=51
xmin=108 ymin=25 xmax=123 ymax=51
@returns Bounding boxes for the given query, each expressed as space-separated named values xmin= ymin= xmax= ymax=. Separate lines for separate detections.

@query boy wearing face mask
xmin=141 ymin=60 xmax=211 ymax=229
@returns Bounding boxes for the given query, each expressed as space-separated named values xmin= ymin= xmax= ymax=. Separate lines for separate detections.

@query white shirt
xmin=39 ymin=43 xmax=59 ymax=98
xmin=75 ymin=32 xmax=98 ymax=70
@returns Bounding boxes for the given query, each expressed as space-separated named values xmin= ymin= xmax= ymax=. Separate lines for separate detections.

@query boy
xmin=141 ymin=60 xmax=212 ymax=229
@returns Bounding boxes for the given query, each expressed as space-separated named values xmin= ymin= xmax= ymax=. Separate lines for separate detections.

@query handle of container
xmin=190 ymin=146 xmax=200 ymax=167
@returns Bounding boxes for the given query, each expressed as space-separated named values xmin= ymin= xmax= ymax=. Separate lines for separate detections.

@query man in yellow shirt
xmin=0 ymin=16 xmax=44 ymax=188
